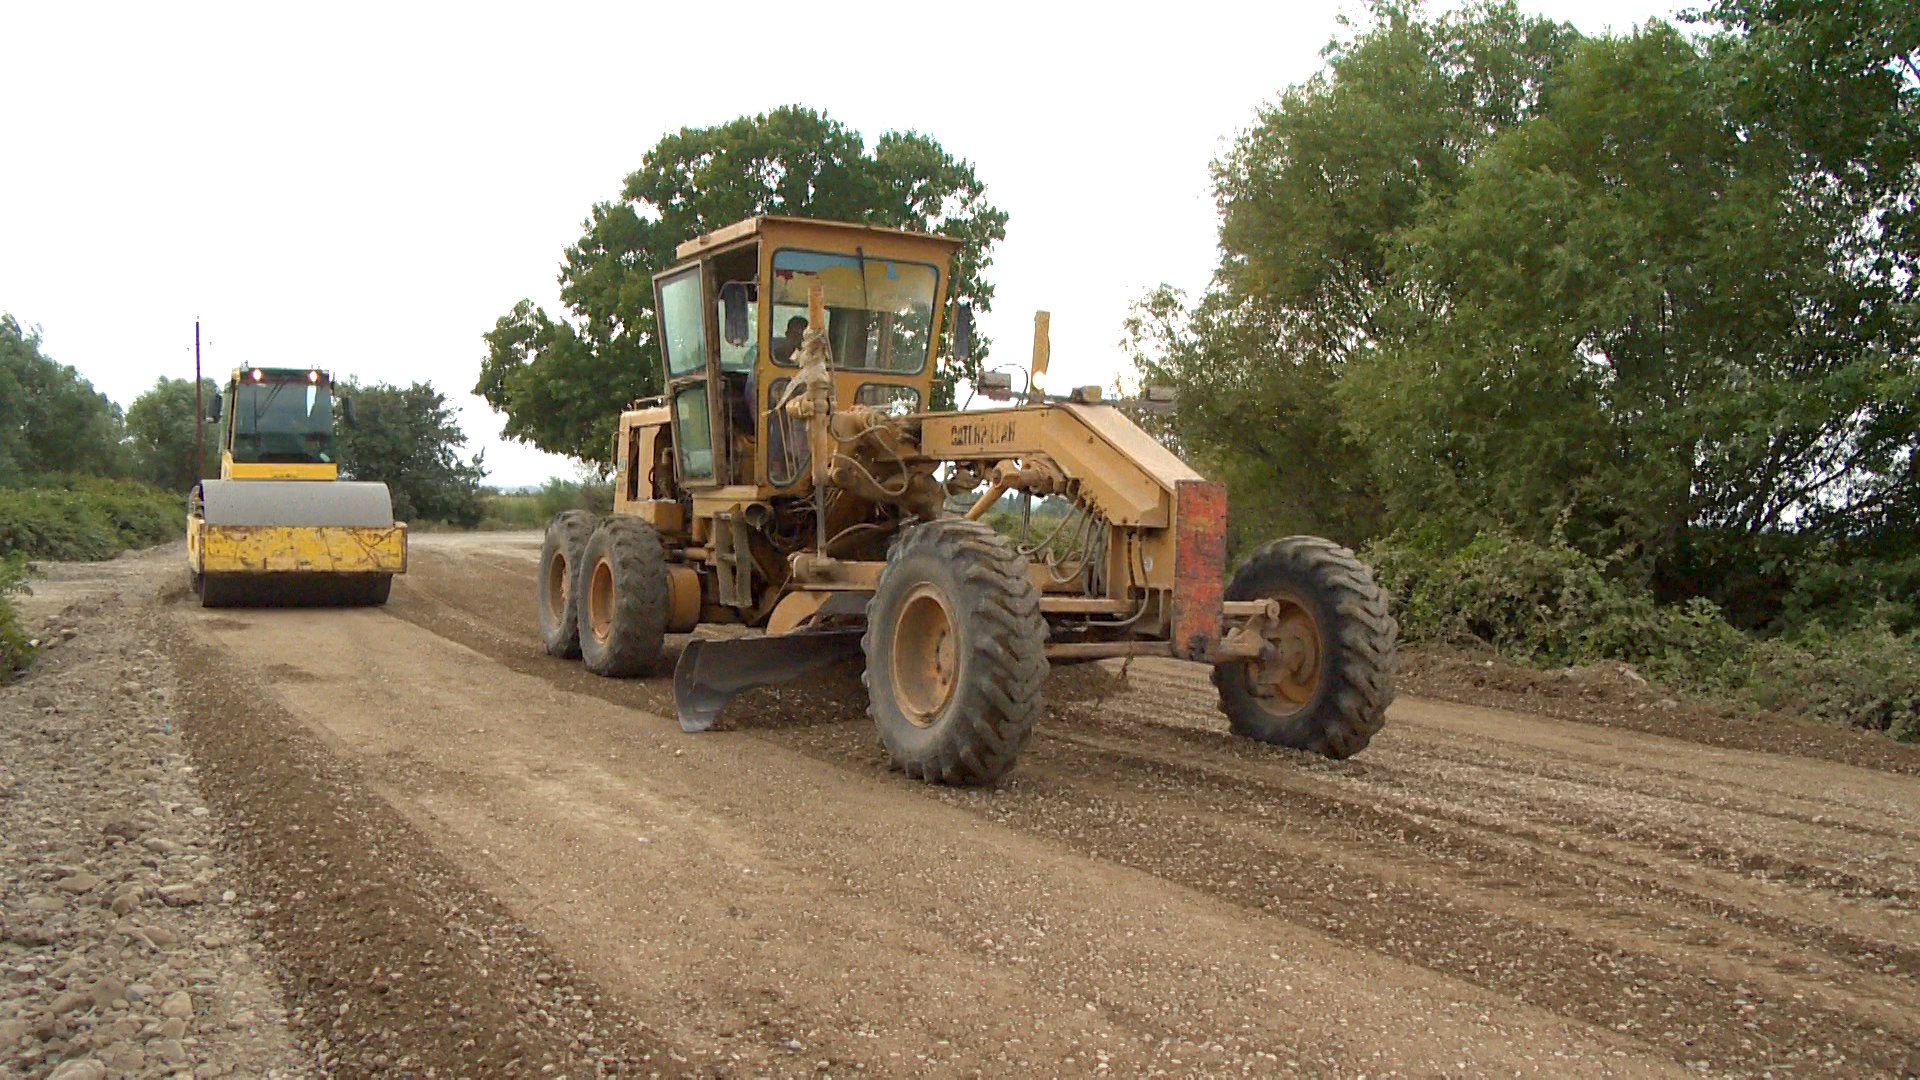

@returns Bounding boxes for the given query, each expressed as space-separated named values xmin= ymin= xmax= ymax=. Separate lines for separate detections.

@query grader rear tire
xmin=538 ymin=510 xmax=595 ymax=658
xmin=577 ymin=518 xmax=669 ymax=678
xmin=1213 ymin=536 xmax=1396 ymax=759
xmin=864 ymin=519 xmax=1047 ymax=786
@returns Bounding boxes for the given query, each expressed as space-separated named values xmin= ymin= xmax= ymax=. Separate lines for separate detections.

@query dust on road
xmin=41 ymin=534 xmax=1920 ymax=1076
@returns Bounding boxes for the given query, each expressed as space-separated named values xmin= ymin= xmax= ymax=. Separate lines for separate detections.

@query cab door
xmin=655 ymin=264 xmax=721 ymax=488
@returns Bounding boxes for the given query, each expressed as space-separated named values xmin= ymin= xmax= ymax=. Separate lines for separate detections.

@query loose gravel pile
xmin=1 ymin=585 xmax=309 ymax=1079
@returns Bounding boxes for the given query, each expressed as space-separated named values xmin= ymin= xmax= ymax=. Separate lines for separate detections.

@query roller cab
xmin=186 ymin=366 xmax=407 ymax=607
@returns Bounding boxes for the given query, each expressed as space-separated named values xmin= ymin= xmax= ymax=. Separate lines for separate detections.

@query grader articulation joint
xmin=535 ymin=215 xmax=1396 ymax=784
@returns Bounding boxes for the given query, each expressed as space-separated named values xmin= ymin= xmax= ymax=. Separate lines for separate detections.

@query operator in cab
xmin=771 ymin=316 xmax=807 ymax=363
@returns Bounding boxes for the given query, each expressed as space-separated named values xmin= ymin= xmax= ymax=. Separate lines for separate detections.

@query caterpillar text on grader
xmin=537 ymin=216 xmax=1395 ymax=784
xmin=186 ymin=366 xmax=408 ymax=607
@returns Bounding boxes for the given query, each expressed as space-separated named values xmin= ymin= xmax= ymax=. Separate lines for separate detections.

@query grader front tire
xmin=537 ymin=510 xmax=595 ymax=658
xmin=863 ymin=519 xmax=1047 ymax=786
xmin=578 ymin=518 xmax=669 ymax=678
xmin=1213 ymin=536 xmax=1396 ymax=759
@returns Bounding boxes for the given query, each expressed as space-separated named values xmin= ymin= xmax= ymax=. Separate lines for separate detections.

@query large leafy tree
xmin=125 ymin=376 xmax=220 ymax=493
xmin=334 ymin=380 xmax=486 ymax=527
xmin=1129 ymin=1 xmax=1578 ymax=549
xmin=478 ymin=106 xmax=1007 ymax=467
xmin=1134 ymin=0 xmax=1920 ymax=627
xmin=0 ymin=314 xmax=129 ymax=483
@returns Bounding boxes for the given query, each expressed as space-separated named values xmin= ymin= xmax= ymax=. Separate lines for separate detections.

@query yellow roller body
xmin=186 ymin=478 xmax=408 ymax=607
xmin=190 ymin=519 xmax=408 ymax=574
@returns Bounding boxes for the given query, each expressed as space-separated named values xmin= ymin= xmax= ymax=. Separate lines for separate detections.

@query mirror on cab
xmin=204 ymin=392 xmax=222 ymax=422
xmin=339 ymin=396 xmax=357 ymax=426
xmin=720 ymin=282 xmax=751 ymax=347
xmin=951 ymin=304 xmax=974 ymax=363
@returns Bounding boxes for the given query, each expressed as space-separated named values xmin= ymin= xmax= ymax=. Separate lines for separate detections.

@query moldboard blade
xmin=671 ymin=628 xmax=867 ymax=732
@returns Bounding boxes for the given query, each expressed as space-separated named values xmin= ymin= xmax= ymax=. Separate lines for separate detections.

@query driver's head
xmin=784 ymin=316 xmax=807 ymax=342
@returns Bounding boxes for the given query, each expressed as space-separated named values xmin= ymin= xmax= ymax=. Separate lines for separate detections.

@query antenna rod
xmin=193 ymin=320 xmax=204 ymax=485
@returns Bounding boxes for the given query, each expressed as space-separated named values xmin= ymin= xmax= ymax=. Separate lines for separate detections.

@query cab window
xmin=768 ymin=249 xmax=938 ymax=373
xmin=659 ymin=269 xmax=706 ymax=377
xmin=673 ymin=385 xmax=713 ymax=480
xmin=855 ymin=383 xmax=920 ymax=415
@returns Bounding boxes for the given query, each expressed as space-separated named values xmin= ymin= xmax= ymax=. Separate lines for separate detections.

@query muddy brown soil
xmin=21 ymin=534 xmax=1920 ymax=1077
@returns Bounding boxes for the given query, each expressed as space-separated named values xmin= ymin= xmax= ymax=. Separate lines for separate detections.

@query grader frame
xmin=537 ymin=215 xmax=1395 ymax=785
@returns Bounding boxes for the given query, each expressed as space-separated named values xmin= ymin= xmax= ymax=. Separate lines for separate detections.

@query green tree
xmin=0 ymin=314 xmax=129 ymax=483
xmin=125 ymin=376 xmax=219 ymax=493
xmin=478 ymin=106 xmax=1007 ymax=467
xmin=334 ymin=380 xmax=486 ymax=527
xmin=1128 ymin=1 xmax=1578 ymax=550
xmin=1133 ymin=0 xmax=1920 ymax=628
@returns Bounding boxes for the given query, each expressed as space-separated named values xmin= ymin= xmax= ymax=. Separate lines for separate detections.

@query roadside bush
xmin=1363 ymin=530 xmax=1918 ymax=742
xmin=534 ymin=478 xmax=612 ymax=519
xmin=0 ymin=481 xmax=184 ymax=561
xmin=478 ymin=489 xmax=547 ymax=530
xmin=1741 ymin=624 xmax=1920 ymax=743
xmin=0 ymin=554 xmax=30 ymax=681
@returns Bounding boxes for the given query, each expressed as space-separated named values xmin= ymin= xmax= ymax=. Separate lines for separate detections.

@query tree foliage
xmin=0 ymin=314 xmax=129 ymax=484
xmin=333 ymin=381 xmax=486 ymax=527
xmin=478 ymin=106 xmax=1007 ymax=467
xmin=1132 ymin=0 xmax=1920 ymax=631
xmin=125 ymin=376 xmax=219 ymax=493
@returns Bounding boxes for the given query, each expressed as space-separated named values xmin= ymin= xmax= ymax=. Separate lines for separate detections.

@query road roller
xmin=186 ymin=365 xmax=407 ymax=607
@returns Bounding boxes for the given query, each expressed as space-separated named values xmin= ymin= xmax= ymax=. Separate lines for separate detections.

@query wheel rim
xmin=545 ymin=551 xmax=569 ymax=623
xmin=1244 ymin=592 xmax=1322 ymax=714
xmin=587 ymin=557 xmax=615 ymax=643
xmin=891 ymin=583 xmax=959 ymax=727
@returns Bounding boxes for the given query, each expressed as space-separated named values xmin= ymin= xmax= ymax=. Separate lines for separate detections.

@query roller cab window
xmin=229 ymin=375 xmax=335 ymax=464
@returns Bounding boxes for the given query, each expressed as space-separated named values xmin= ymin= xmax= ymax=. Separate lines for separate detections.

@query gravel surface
xmin=1 ymin=559 xmax=307 ymax=1079
xmin=7 ymin=536 xmax=1920 ymax=1078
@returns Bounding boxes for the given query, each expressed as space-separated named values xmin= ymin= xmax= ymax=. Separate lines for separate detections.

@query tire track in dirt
xmin=385 ymin=537 xmax=1920 ymax=1077
xmin=157 ymin=592 xmax=685 ymax=1077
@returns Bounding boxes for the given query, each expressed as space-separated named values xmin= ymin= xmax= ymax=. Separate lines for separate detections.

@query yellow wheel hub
xmin=892 ymin=583 xmax=959 ymax=727
xmin=1246 ymin=594 xmax=1322 ymax=712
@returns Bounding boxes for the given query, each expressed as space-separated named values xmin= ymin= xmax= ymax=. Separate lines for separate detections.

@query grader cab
xmin=536 ymin=216 xmax=1395 ymax=784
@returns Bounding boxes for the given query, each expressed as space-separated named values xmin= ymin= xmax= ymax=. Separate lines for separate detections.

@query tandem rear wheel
xmin=577 ymin=517 xmax=670 ymax=678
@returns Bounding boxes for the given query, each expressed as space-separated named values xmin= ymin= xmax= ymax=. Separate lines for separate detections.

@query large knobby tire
xmin=863 ymin=519 xmax=1048 ymax=786
xmin=577 ymin=517 xmax=669 ymax=678
xmin=1213 ymin=536 xmax=1397 ymax=759
xmin=538 ymin=510 xmax=595 ymax=658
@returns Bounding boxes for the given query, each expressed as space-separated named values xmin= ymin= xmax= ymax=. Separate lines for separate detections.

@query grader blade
xmin=671 ymin=628 xmax=866 ymax=732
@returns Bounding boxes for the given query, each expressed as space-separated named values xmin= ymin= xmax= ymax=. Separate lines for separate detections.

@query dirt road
xmin=50 ymin=534 xmax=1920 ymax=1075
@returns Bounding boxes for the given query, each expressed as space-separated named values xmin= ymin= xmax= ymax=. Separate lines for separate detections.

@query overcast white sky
xmin=2 ymin=0 xmax=1674 ymax=486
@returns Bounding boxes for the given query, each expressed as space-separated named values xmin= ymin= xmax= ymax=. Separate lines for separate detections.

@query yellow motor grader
xmin=537 ymin=216 xmax=1395 ymax=784
xmin=186 ymin=366 xmax=407 ymax=607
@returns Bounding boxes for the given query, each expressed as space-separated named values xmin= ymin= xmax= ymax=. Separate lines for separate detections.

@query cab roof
xmin=673 ymin=215 xmax=963 ymax=262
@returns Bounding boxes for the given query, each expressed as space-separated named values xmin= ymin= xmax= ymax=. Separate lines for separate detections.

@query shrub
xmin=477 ymin=489 xmax=548 ymax=530
xmin=0 ymin=554 xmax=31 ymax=682
xmin=1740 ymin=624 xmax=1920 ymax=743
xmin=1363 ymin=530 xmax=1918 ymax=742
xmin=0 ymin=481 xmax=184 ymax=561
xmin=534 ymin=478 xmax=612 ymax=520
